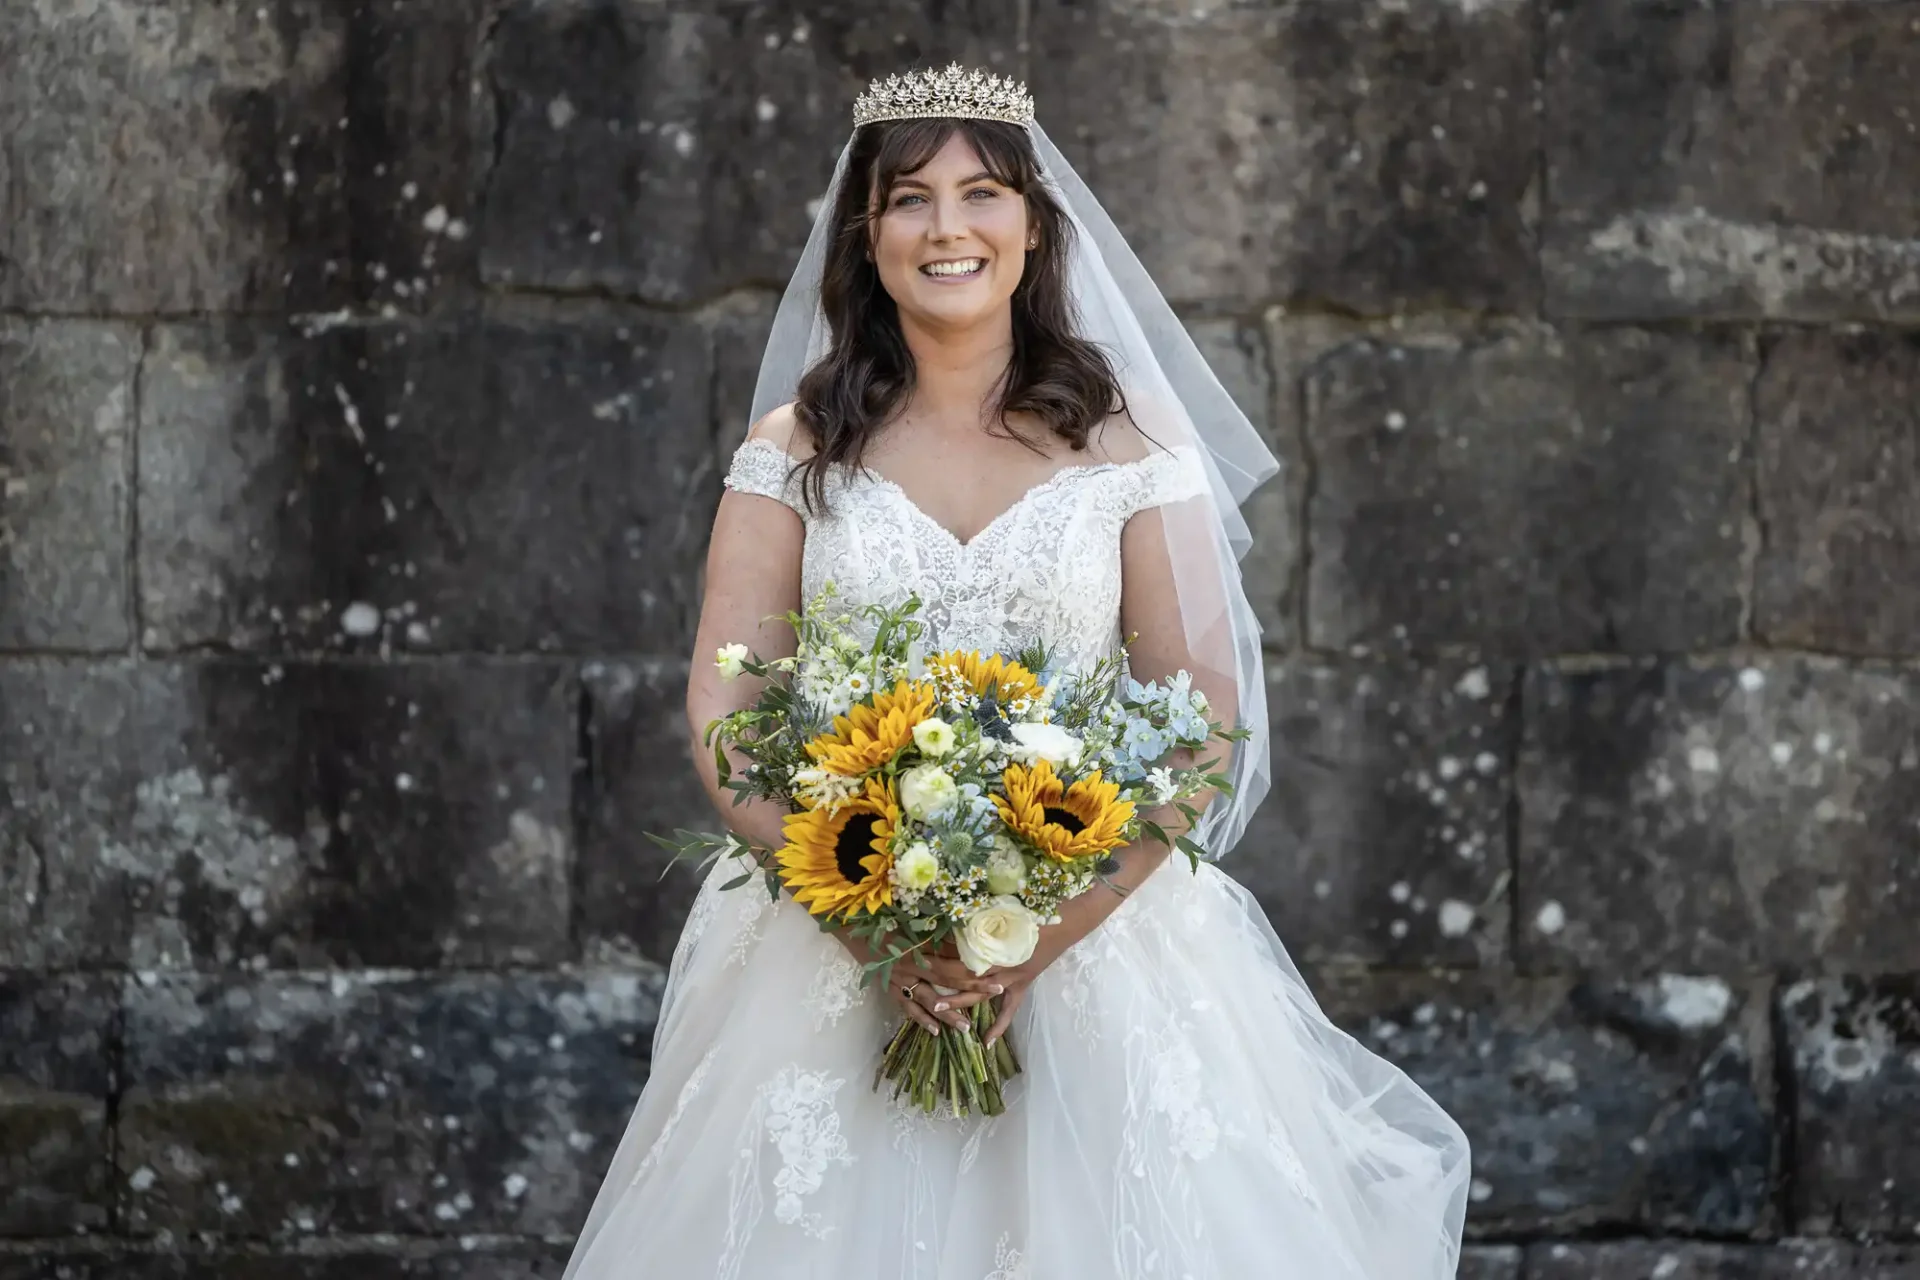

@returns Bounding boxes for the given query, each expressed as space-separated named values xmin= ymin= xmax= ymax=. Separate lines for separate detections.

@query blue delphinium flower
xmin=1119 ymin=716 xmax=1173 ymax=769
xmin=1165 ymin=689 xmax=1210 ymax=744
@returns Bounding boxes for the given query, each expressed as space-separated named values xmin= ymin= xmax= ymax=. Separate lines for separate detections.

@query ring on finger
xmin=902 ymin=981 xmax=922 ymax=1001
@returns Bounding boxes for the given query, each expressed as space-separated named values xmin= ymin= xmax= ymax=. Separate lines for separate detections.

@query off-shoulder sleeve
xmin=1124 ymin=446 xmax=1211 ymax=518
xmin=723 ymin=438 xmax=808 ymax=519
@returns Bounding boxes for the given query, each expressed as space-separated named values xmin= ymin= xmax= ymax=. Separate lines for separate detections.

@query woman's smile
xmin=920 ymin=256 xmax=987 ymax=281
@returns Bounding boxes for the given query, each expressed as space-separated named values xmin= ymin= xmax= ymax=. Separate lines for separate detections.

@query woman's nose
xmin=927 ymin=193 xmax=967 ymax=241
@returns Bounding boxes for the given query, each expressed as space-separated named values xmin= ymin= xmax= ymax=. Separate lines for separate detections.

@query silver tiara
xmin=852 ymin=63 xmax=1035 ymax=128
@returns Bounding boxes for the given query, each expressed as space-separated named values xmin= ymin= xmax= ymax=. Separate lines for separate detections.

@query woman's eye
xmin=966 ymin=187 xmax=997 ymax=199
xmin=891 ymin=193 xmax=924 ymax=208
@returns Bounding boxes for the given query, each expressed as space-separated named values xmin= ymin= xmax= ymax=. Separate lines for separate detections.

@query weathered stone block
xmin=1458 ymin=1246 xmax=1524 ymax=1280
xmin=1544 ymin=0 xmax=1920 ymax=322
xmin=140 ymin=305 xmax=717 ymax=653
xmin=1529 ymin=1240 xmax=1920 ymax=1279
xmin=0 ymin=660 xmax=146 ymax=968
xmin=480 ymin=0 xmax=1019 ymax=302
xmin=1783 ymin=978 xmax=1920 ymax=1238
xmin=1518 ymin=659 xmax=1920 ymax=974
xmin=173 ymin=659 xmax=576 ymax=969
xmin=1318 ymin=971 xmax=1774 ymax=1234
xmin=1033 ymin=0 xmax=1537 ymax=312
xmin=0 ymin=1 xmax=488 ymax=314
xmin=0 ymin=320 xmax=137 ymax=651
xmin=119 ymin=971 xmax=657 ymax=1238
xmin=1307 ymin=326 xmax=1751 ymax=656
xmin=0 ymin=975 xmax=116 ymax=1236
xmin=576 ymin=659 xmax=718 ymax=967
xmin=710 ymin=295 xmax=780 ymax=441
xmin=1185 ymin=318 xmax=1299 ymax=649
xmin=0 ymin=658 xmax=573 ymax=970
xmin=1237 ymin=659 xmax=1514 ymax=967
xmin=1755 ymin=331 xmax=1920 ymax=655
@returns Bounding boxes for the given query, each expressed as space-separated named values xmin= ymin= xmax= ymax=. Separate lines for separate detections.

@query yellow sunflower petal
xmin=929 ymin=650 xmax=1044 ymax=706
xmin=993 ymin=758 xmax=1133 ymax=862
xmin=803 ymin=680 xmax=936 ymax=776
xmin=776 ymin=777 xmax=900 ymax=919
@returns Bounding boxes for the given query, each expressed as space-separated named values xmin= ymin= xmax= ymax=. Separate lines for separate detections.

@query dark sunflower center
xmin=1042 ymin=805 xmax=1087 ymax=835
xmin=834 ymin=814 xmax=882 ymax=883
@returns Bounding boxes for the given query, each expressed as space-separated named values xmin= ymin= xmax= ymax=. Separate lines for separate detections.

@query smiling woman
xmin=783 ymin=113 xmax=1126 ymax=519
xmin=559 ymin=64 xmax=1470 ymax=1280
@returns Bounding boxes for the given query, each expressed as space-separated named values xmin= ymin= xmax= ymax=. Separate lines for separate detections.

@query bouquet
xmin=655 ymin=584 xmax=1243 ymax=1117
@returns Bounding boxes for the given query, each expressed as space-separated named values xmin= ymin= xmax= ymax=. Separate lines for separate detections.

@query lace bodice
xmin=723 ymin=437 xmax=1209 ymax=672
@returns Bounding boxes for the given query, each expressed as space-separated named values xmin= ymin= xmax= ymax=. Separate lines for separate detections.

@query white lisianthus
xmin=1008 ymin=721 xmax=1084 ymax=769
xmin=911 ymin=717 xmax=955 ymax=757
xmin=892 ymin=840 xmax=939 ymax=893
xmin=714 ymin=643 xmax=751 ymax=681
xmin=1146 ymin=766 xmax=1178 ymax=806
xmin=955 ymin=895 xmax=1041 ymax=974
xmin=899 ymin=764 xmax=959 ymax=820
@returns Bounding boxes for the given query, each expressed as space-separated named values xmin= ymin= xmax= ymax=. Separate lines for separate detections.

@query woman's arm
xmin=686 ymin=411 xmax=808 ymax=854
xmin=685 ymin=408 xmax=999 ymax=1030
xmin=982 ymin=487 xmax=1240 ymax=1044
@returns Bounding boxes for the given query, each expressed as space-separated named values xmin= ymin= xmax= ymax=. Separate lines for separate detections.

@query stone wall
xmin=2 ymin=1 xmax=1917 ymax=1275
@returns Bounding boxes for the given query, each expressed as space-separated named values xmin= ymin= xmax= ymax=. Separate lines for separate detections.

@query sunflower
xmin=929 ymin=650 xmax=1045 ymax=706
xmin=777 ymin=777 xmax=900 ymax=919
xmin=993 ymin=759 xmax=1134 ymax=862
xmin=804 ymin=680 xmax=936 ymax=776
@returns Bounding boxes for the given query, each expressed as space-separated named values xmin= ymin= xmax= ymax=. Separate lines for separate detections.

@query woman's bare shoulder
xmin=746 ymin=402 xmax=819 ymax=462
xmin=1083 ymin=402 xmax=1169 ymax=467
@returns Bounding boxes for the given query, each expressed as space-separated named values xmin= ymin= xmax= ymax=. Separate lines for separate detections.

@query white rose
xmin=955 ymin=896 xmax=1041 ymax=974
xmin=1008 ymin=721 xmax=1083 ymax=769
xmin=714 ymin=643 xmax=751 ymax=681
xmin=899 ymin=764 xmax=959 ymax=820
xmin=893 ymin=841 xmax=939 ymax=892
xmin=912 ymin=717 xmax=955 ymax=757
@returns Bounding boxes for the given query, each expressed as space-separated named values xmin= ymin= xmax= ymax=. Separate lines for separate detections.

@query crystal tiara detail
xmin=852 ymin=63 xmax=1035 ymax=128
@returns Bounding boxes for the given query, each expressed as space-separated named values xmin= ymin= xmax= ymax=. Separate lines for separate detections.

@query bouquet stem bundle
xmin=875 ymin=994 xmax=1022 ymax=1116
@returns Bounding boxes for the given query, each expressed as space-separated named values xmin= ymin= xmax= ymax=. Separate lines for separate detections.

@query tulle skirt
xmin=563 ymin=853 xmax=1470 ymax=1279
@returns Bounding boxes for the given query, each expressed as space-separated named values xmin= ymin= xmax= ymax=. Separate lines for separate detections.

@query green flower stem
xmin=873 ymin=996 xmax=1021 ymax=1119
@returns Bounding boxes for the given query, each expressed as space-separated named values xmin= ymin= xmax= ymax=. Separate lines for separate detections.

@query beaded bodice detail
xmin=722 ymin=438 xmax=1209 ymax=673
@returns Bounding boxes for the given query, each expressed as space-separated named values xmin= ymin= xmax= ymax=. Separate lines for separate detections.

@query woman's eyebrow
xmin=889 ymin=171 xmax=999 ymax=191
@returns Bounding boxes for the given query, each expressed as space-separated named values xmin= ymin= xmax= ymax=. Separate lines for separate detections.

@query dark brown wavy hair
xmin=787 ymin=117 xmax=1127 ymax=514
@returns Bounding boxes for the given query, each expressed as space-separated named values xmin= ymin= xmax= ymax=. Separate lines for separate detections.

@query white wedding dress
xmin=562 ymin=437 xmax=1471 ymax=1280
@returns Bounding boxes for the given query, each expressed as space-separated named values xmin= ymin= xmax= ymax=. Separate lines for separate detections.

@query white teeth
xmin=922 ymin=259 xmax=984 ymax=276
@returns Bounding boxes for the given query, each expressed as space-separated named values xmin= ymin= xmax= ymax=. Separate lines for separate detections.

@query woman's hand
xmin=830 ymin=930 xmax=1003 ymax=1035
xmin=978 ymin=906 xmax=1097 ymax=1047
xmin=890 ymin=951 xmax=1006 ymax=1035
xmin=979 ymin=845 xmax=1171 ymax=1046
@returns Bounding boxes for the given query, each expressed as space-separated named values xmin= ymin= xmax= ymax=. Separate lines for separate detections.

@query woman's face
xmin=869 ymin=132 xmax=1034 ymax=335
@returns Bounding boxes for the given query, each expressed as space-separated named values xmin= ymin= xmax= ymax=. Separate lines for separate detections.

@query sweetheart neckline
xmin=732 ymin=437 xmax=1183 ymax=551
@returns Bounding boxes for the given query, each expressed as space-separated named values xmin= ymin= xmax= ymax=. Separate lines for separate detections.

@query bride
xmin=563 ymin=66 xmax=1470 ymax=1279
